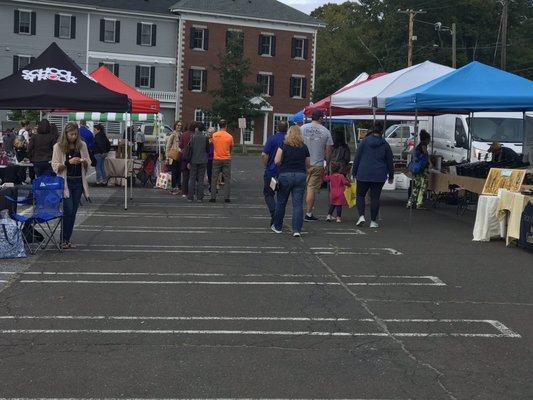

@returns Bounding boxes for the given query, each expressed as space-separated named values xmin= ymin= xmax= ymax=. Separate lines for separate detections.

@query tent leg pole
xmin=383 ymin=113 xmax=387 ymax=134
xmin=328 ymin=101 xmax=332 ymax=133
xmin=431 ymin=116 xmax=435 ymax=154
xmin=523 ymin=111 xmax=526 ymax=161
xmin=124 ymin=114 xmax=128 ymax=211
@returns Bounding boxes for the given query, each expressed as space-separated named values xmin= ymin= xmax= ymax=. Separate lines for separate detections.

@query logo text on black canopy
xmin=22 ymin=68 xmax=77 ymax=84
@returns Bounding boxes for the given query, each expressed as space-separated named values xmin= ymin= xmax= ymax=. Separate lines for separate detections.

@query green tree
xmin=8 ymin=110 xmax=40 ymax=124
xmin=204 ymin=39 xmax=263 ymax=131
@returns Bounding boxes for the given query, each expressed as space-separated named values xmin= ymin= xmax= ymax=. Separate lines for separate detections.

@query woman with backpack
xmin=407 ymin=130 xmax=432 ymax=210
xmin=93 ymin=124 xmax=111 ymax=186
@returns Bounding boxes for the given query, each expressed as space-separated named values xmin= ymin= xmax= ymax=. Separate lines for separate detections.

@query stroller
xmin=134 ymin=154 xmax=157 ymax=187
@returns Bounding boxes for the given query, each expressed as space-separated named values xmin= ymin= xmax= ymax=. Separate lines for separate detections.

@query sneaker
xmin=197 ymin=199 xmax=203 ymax=203
xmin=209 ymin=199 xmax=216 ymax=203
xmin=271 ymin=225 xmax=282 ymax=234
xmin=416 ymin=205 xmax=427 ymax=210
xmin=187 ymin=198 xmax=194 ymax=202
xmin=224 ymin=199 xmax=231 ymax=203
xmin=293 ymin=232 xmax=301 ymax=237
xmin=370 ymin=221 xmax=380 ymax=228
xmin=326 ymin=215 xmax=333 ymax=222
xmin=336 ymin=217 xmax=342 ymax=223
xmin=304 ymin=214 xmax=319 ymax=222
xmin=356 ymin=216 xmax=366 ymax=226
xmin=406 ymin=201 xmax=413 ymax=208
xmin=182 ymin=194 xmax=187 ymax=198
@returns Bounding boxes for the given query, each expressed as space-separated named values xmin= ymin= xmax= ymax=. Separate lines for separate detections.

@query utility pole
xmin=451 ymin=23 xmax=457 ymax=68
xmin=398 ymin=9 xmax=426 ymax=67
xmin=501 ymin=0 xmax=509 ymax=70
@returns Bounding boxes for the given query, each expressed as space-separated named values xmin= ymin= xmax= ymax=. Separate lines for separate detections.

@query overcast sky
xmin=279 ymin=0 xmax=345 ymax=14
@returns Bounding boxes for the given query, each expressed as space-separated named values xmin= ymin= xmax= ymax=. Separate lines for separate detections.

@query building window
xmin=258 ymin=34 xmax=275 ymax=56
xmin=58 ymin=15 xmax=71 ymax=38
xmin=226 ymin=30 xmax=244 ymax=52
xmin=292 ymin=38 xmax=307 ymax=59
xmin=191 ymin=27 xmax=208 ymax=50
xmin=257 ymin=73 xmax=274 ymax=97
xmin=138 ymin=22 xmax=156 ymax=46
xmin=189 ymin=68 xmax=207 ymax=92
xmin=135 ymin=65 xmax=155 ymax=88
xmin=243 ymin=119 xmax=254 ymax=144
xmin=13 ymin=55 xmax=32 ymax=73
xmin=194 ymin=109 xmax=205 ymax=123
xmin=273 ymin=114 xmax=290 ymax=133
xmin=100 ymin=19 xmax=120 ymax=43
xmin=290 ymin=76 xmax=307 ymax=98
xmin=15 ymin=10 xmax=34 ymax=35
xmin=99 ymin=62 xmax=119 ymax=76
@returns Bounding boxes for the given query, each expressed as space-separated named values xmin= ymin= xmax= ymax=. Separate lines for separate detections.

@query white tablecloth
xmin=473 ymin=195 xmax=506 ymax=241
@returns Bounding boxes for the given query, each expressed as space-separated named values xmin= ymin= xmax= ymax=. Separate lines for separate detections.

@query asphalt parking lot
xmin=0 ymin=156 xmax=532 ymax=400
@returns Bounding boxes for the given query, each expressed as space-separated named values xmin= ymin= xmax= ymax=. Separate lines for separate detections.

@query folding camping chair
xmin=8 ymin=176 xmax=64 ymax=254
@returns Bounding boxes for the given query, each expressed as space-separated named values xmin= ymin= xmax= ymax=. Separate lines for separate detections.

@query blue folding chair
xmin=9 ymin=176 xmax=64 ymax=254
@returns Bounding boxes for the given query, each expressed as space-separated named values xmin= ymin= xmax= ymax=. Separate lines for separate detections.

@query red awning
xmin=304 ymin=72 xmax=387 ymax=117
xmin=91 ymin=66 xmax=160 ymax=114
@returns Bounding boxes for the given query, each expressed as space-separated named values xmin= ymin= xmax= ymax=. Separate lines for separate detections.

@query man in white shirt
xmin=301 ymin=110 xmax=333 ymax=221
xmin=18 ymin=121 xmax=31 ymax=143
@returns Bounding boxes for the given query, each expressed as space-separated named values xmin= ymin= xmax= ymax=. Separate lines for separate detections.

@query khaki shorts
xmin=307 ymin=166 xmax=325 ymax=193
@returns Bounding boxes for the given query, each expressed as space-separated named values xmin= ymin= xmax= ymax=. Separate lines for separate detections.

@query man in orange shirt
xmin=209 ymin=119 xmax=234 ymax=203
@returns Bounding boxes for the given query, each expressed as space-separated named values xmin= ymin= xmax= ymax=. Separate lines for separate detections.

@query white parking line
xmin=18 ymin=280 xmax=441 ymax=286
xmin=0 ymin=397 xmax=403 ymax=400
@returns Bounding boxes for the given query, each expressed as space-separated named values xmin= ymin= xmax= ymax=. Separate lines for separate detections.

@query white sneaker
xmin=356 ymin=216 xmax=366 ymax=226
xmin=370 ymin=221 xmax=380 ymax=228
xmin=293 ymin=232 xmax=301 ymax=237
xmin=326 ymin=215 xmax=333 ymax=222
xmin=271 ymin=225 xmax=282 ymax=234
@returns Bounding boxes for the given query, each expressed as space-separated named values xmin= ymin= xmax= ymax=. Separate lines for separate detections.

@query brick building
xmin=172 ymin=0 xmax=323 ymax=145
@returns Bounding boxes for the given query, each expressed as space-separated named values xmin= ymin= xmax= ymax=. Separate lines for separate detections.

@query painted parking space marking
xmin=0 ymin=397 xmax=405 ymax=400
xmin=7 ymin=272 xmax=444 ymax=286
xmin=0 ymin=316 xmax=520 ymax=338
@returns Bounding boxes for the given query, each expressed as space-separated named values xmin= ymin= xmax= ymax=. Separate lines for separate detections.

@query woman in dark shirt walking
xmin=271 ymin=126 xmax=310 ymax=237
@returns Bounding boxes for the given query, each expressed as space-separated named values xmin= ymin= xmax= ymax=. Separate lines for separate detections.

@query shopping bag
xmin=0 ymin=210 xmax=26 ymax=259
xmin=155 ymin=172 xmax=172 ymax=190
xmin=344 ymin=182 xmax=357 ymax=208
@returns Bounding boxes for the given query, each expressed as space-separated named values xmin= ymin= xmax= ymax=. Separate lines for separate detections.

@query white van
xmin=431 ymin=113 xmax=523 ymax=162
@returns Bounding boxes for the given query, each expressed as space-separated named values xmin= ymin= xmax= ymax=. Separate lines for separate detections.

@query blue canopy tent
xmin=386 ymin=61 xmax=533 ymax=113
xmin=290 ymin=109 xmax=355 ymax=126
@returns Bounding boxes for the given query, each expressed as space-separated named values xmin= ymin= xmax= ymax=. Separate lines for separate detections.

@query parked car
xmin=139 ymin=124 xmax=173 ymax=153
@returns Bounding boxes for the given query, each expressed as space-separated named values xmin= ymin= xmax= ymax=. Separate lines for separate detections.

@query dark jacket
xmin=28 ymin=132 xmax=57 ymax=163
xmin=188 ymin=131 xmax=209 ymax=164
xmin=94 ymin=132 xmax=111 ymax=154
xmin=352 ymin=134 xmax=394 ymax=183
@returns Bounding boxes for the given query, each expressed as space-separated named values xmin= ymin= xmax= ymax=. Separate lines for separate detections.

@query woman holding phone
xmin=52 ymin=122 xmax=90 ymax=249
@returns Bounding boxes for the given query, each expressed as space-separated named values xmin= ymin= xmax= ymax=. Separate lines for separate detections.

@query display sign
xmin=482 ymin=168 xmax=527 ymax=196
xmin=238 ymin=118 xmax=247 ymax=129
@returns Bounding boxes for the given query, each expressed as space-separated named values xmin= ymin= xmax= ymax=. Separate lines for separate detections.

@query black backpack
xmin=518 ymin=203 xmax=533 ymax=251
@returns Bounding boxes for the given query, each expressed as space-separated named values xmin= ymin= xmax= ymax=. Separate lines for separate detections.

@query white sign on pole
xmin=238 ymin=118 xmax=247 ymax=129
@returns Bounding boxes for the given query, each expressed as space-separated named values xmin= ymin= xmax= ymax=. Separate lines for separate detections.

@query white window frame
xmin=190 ymin=67 xmax=205 ymax=92
xmin=291 ymin=75 xmax=305 ymax=99
xmin=17 ymin=55 xmax=32 ymax=70
xmin=273 ymin=114 xmax=291 ymax=134
xmin=260 ymin=33 xmax=273 ymax=56
xmin=293 ymin=37 xmax=305 ymax=59
xmin=192 ymin=26 xmax=206 ymax=50
xmin=58 ymin=14 xmax=72 ymax=39
xmin=242 ymin=119 xmax=254 ymax=144
xmin=194 ymin=109 xmax=205 ymax=123
xmin=138 ymin=65 xmax=151 ymax=88
xmin=104 ymin=18 xmax=116 ymax=43
xmin=140 ymin=22 xmax=153 ymax=46
xmin=258 ymin=72 xmax=272 ymax=97
xmin=18 ymin=9 xmax=32 ymax=35
xmin=101 ymin=61 xmax=117 ymax=74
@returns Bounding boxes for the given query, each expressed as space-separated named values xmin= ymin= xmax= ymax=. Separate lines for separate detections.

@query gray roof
xmin=171 ymin=0 xmax=323 ymax=27
xmin=34 ymin=0 xmax=177 ymax=15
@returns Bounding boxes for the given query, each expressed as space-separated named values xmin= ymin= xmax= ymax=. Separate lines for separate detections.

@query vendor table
xmin=473 ymin=194 xmax=506 ymax=241
xmin=497 ymin=190 xmax=533 ymax=245
xmin=429 ymin=172 xmax=486 ymax=194
xmin=104 ymin=158 xmax=132 ymax=186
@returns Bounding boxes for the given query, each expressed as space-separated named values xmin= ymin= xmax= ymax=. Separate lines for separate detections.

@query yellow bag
xmin=344 ymin=182 xmax=357 ymax=208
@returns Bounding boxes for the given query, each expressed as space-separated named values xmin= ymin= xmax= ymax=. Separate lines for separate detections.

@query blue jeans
xmin=273 ymin=172 xmax=306 ymax=233
xmin=94 ymin=153 xmax=107 ymax=182
xmin=62 ymin=178 xmax=83 ymax=243
xmin=263 ymin=172 xmax=276 ymax=221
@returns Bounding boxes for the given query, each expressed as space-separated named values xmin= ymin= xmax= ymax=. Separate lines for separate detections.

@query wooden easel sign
xmin=482 ymin=168 xmax=526 ymax=195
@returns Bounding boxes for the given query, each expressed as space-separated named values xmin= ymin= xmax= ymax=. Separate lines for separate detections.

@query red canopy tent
xmin=91 ymin=66 xmax=160 ymax=113
xmin=304 ymin=72 xmax=387 ymax=117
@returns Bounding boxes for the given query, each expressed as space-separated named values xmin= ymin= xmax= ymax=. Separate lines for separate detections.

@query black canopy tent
xmin=0 ymin=42 xmax=130 ymax=111
xmin=0 ymin=42 xmax=132 ymax=209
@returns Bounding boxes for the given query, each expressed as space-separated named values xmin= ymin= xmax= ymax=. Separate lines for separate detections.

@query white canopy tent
xmin=332 ymin=61 xmax=455 ymax=110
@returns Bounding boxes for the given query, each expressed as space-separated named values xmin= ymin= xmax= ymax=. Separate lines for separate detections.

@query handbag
xmin=155 ymin=172 xmax=172 ymax=190
xmin=168 ymin=147 xmax=181 ymax=162
xmin=0 ymin=210 xmax=26 ymax=259
xmin=344 ymin=181 xmax=357 ymax=208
